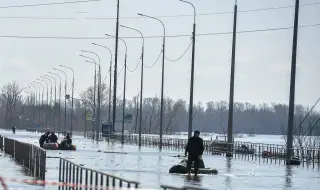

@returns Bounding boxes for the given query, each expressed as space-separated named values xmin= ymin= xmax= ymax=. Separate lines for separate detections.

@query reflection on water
xmin=225 ymin=158 xmax=232 ymax=190
xmin=284 ymin=166 xmax=293 ymax=189
xmin=184 ymin=175 xmax=202 ymax=184
xmin=157 ymin=155 xmax=162 ymax=184
xmin=137 ymin=151 xmax=142 ymax=182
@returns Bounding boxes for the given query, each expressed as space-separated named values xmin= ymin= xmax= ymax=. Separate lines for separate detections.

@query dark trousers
xmin=187 ymin=154 xmax=199 ymax=175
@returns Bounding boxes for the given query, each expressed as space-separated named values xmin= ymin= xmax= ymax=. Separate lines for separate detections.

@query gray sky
xmin=0 ymin=0 xmax=319 ymax=109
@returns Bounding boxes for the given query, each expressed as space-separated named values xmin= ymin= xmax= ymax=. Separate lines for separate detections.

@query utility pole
xmin=227 ymin=0 xmax=238 ymax=157
xmin=96 ymin=65 xmax=101 ymax=140
xmin=71 ymin=76 xmax=74 ymax=133
xmin=54 ymin=82 xmax=56 ymax=130
xmin=112 ymin=0 xmax=120 ymax=133
xmin=64 ymin=82 xmax=67 ymax=134
xmin=286 ymin=0 xmax=300 ymax=165
xmin=93 ymin=67 xmax=97 ymax=139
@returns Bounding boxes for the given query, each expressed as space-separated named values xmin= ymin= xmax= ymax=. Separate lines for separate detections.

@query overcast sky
xmin=0 ymin=0 xmax=319 ymax=109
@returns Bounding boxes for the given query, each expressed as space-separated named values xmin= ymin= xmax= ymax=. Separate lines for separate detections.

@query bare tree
xmin=1 ymin=81 xmax=22 ymax=127
xmin=281 ymin=105 xmax=320 ymax=158
xmin=79 ymin=82 xmax=110 ymax=111
xmin=164 ymin=99 xmax=185 ymax=134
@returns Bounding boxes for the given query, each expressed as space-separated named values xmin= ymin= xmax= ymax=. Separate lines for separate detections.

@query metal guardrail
xmin=161 ymin=185 xmax=209 ymax=190
xmin=0 ymin=135 xmax=46 ymax=180
xmin=86 ymin=133 xmax=320 ymax=168
xmin=59 ymin=157 xmax=139 ymax=190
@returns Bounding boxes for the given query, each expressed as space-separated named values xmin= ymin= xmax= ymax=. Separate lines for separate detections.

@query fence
xmin=0 ymin=135 xmax=46 ymax=180
xmin=86 ymin=133 xmax=320 ymax=169
xmin=160 ymin=185 xmax=209 ymax=190
xmin=59 ymin=157 xmax=139 ymax=190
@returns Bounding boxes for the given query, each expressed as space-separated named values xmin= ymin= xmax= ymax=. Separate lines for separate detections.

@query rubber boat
xmin=169 ymin=158 xmax=218 ymax=175
xmin=43 ymin=143 xmax=76 ymax=151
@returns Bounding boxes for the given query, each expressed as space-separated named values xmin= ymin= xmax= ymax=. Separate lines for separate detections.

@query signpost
xmin=86 ymin=113 xmax=92 ymax=121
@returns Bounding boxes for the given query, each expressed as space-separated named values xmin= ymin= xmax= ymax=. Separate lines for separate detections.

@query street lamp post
xmin=33 ymin=81 xmax=45 ymax=126
xmin=53 ymin=68 xmax=68 ymax=135
xmin=41 ymin=76 xmax=53 ymax=128
xmin=59 ymin=65 xmax=75 ymax=134
xmin=31 ymin=84 xmax=41 ymax=125
xmin=48 ymin=72 xmax=62 ymax=132
xmin=105 ymin=34 xmax=128 ymax=144
xmin=179 ymin=0 xmax=197 ymax=139
xmin=81 ymin=50 xmax=101 ymax=141
xmin=92 ymin=43 xmax=113 ymax=128
xmin=27 ymin=88 xmax=36 ymax=122
xmin=45 ymin=75 xmax=57 ymax=130
xmin=28 ymin=85 xmax=38 ymax=123
xmin=137 ymin=13 xmax=166 ymax=149
xmin=80 ymin=55 xmax=98 ymax=140
xmin=37 ymin=79 xmax=49 ymax=126
xmin=120 ymin=24 xmax=144 ymax=147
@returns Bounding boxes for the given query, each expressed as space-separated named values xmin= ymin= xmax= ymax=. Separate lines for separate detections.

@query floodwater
xmin=0 ymin=130 xmax=319 ymax=190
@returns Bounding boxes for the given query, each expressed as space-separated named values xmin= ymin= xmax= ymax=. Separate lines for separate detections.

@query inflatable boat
xmin=169 ymin=158 xmax=218 ymax=175
xmin=43 ymin=143 xmax=76 ymax=151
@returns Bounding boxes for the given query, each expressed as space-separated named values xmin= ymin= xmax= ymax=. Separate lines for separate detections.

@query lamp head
xmin=92 ymin=43 xmax=96 ymax=45
xmin=137 ymin=13 xmax=144 ymax=16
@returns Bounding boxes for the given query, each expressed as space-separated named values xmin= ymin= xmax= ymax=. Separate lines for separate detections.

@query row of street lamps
xmin=26 ymin=66 xmax=74 ymax=135
xmin=24 ymin=0 xmax=197 ymax=149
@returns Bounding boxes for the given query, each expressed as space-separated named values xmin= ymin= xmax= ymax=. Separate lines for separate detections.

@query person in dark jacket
xmin=39 ymin=132 xmax=50 ymax=148
xmin=12 ymin=126 xmax=16 ymax=134
xmin=185 ymin=130 xmax=204 ymax=176
xmin=46 ymin=132 xmax=58 ymax=143
xmin=60 ymin=133 xmax=72 ymax=148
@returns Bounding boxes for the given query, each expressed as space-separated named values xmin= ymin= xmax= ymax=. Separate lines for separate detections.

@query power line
xmin=0 ymin=2 xmax=319 ymax=20
xmin=127 ymin=58 xmax=142 ymax=73
xmin=145 ymin=50 xmax=162 ymax=68
xmin=0 ymin=23 xmax=318 ymax=40
xmin=0 ymin=0 xmax=101 ymax=9
xmin=87 ymin=2 xmax=320 ymax=19
xmin=165 ymin=40 xmax=192 ymax=62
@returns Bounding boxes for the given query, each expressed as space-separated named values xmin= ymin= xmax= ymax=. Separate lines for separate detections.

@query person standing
xmin=185 ymin=130 xmax=204 ymax=176
xmin=12 ymin=125 xmax=16 ymax=134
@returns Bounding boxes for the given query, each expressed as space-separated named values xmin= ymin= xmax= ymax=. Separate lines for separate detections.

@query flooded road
xmin=1 ymin=130 xmax=319 ymax=189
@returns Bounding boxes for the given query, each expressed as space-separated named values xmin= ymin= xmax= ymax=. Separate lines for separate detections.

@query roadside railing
xmin=86 ymin=133 xmax=319 ymax=168
xmin=161 ymin=185 xmax=209 ymax=190
xmin=0 ymin=135 xmax=46 ymax=180
xmin=59 ymin=157 xmax=139 ymax=190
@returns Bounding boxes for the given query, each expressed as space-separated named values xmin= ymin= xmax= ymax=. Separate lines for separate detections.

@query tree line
xmin=1 ymin=81 xmax=320 ymax=138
